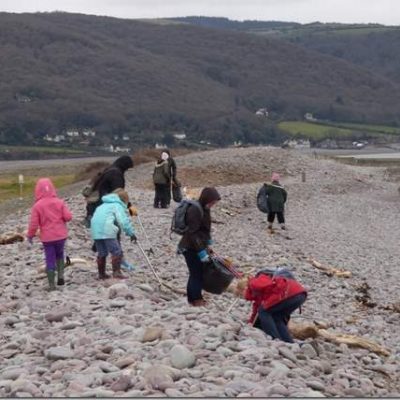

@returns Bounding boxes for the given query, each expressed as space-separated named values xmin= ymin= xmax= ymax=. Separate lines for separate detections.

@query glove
xmin=130 ymin=234 xmax=137 ymax=243
xmin=129 ymin=206 xmax=138 ymax=217
xmin=198 ymin=249 xmax=210 ymax=263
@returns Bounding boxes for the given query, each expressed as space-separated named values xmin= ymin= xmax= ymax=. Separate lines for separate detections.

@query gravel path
xmin=0 ymin=146 xmax=399 ymax=397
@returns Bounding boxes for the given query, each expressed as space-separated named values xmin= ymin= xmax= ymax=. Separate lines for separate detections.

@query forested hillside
xmin=1 ymin=12 xmax=400 ymax=147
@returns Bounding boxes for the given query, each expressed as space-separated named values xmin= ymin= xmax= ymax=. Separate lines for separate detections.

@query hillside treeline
xmin=1 ymin=12 xmax=400 ymax=146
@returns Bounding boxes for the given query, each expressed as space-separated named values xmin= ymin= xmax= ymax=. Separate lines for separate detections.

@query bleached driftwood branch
xmin=308 ymin=258 xmax=352 ymax=278
xmin=288 ymin=321 xmax=390 ymax=357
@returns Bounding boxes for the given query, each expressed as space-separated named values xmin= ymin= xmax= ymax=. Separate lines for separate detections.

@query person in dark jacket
xmin=86 ymin=155 xmax=134 ymax=220
xmin=242 ymin=273 xmax=307 ymax=343
xmin=85 ymin=155 xmax=134 ymax=269
xmin=178 ymin=187 xmax=221 ymax=306
xmin=153 ymin=152 xmax=171 ymax=208
xmin=164 ymin=149 xmax=178 ymax=206
xmin=265 ymin=172 xmax=287 ymax=232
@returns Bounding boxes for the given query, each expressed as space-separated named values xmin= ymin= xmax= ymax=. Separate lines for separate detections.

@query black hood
xmin=199 ymin=187 xmax=221 ymax=207
xmin=113 ymin=155 xmax=134 ymax=172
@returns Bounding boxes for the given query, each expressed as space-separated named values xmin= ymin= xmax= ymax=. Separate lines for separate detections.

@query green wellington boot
xmin=46 ymin=270 xmax=56 ymax=291
xmin=56 ymin=259 xmax=65 ymax=286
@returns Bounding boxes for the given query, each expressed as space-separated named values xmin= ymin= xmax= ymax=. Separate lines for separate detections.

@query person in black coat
xmin=178 ymin=187 xmax=221 ymax=306
xmin=85 ymin=155 xmax=134 ymax=263
xmin=86 ymin=155 xmax=134 ymax=219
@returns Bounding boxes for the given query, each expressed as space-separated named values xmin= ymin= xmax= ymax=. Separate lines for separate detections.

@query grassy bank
xmin=278 ymin=120 xmax=400 ymax=140
xmin=0 ymin=174 xmax=76 ymax=203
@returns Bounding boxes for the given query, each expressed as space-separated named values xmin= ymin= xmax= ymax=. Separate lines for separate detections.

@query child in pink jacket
xmin=27 ymin=178 xmax=72 ymax=291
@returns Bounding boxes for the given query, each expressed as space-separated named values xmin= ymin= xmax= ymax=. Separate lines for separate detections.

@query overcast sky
xmin=1 ymin=0 xmax=399 ymax=25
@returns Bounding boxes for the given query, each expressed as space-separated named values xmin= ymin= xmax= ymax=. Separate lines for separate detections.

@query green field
xmin=0 ymin=174 xmax=76 ymax=203
xmin=278 ymin=121 xmax=354 ymax=140
xmin=278 ymin=120 xmax=400 ymax=140
xmin=332 ymin=122 xmax=400 ymax=135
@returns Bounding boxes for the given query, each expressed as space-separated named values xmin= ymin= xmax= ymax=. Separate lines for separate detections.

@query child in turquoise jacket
xmin=90 ymin=189 xmax=136 ymax=279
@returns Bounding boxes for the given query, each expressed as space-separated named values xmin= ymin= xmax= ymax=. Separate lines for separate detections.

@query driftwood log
xmin=36 ymin=258 xmax=89 ymax=274
xmin=289 ymin=321 xmax=390 ymax=357
xmin=0 ymin=233 xmax=24 ymax=245
xmin=308 ymin=258 xmax=352 ymax=278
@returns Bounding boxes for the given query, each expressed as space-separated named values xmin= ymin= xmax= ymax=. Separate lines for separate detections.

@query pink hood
xmin=34 ymin=178 xmax=57 ymax=201
xmin=27 ymin=178 xmax=72 ymax=242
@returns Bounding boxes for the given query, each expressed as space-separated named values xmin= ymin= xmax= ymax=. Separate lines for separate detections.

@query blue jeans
xmin=258 ymin=293 xmax=306 ymax=343
xmin=94 ymin=239 xmax=123 ymax=258
xmin=183 ymin=249 xmax=204 ymax=303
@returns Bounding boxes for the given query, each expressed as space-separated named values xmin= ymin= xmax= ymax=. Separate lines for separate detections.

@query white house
xmin=283 ymin=139 xmax=311 ymax=149
xmin=54 ymin=135 xmax=65 ymax=143
xmin=82 ymin=130 xmax=96 ymax=137
xmin=114 ymin=146 xmax=130 ymax=153
xmin=66 ymin=130 xmax=80 ymax=137
xmin=255 ymin=108 xmax=269 ymax=117
xmin=155 ymin=143 xmax=165 ymax=149
xmin=122 ymin=135 xmax=130 ymax=141
xmin=304 ymin=113 xmax=317 ymax=122
xmin=173 ymin=133 xmax=187 ymax=140
xmin=43 ymin=134 xmax=53 ymax=142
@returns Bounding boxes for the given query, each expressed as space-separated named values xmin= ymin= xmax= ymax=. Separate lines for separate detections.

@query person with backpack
xmin=27 ymin=178 xmax=72 ymax=291
xmin=265 ymin=172 xmax=287 ymax=232
xmin=153 ymin=152 xmax=171 ymax=208
xmin=240 ymin=269 xmax=307 ymax=343
xmin=90 ymin=189 xmax=137 ymax=280
xmin=83 ymin=155 xmax=135 ymax=270
xmin=84 ymin=155 xmax=134 ymax=221
xmin=177 ymin=187 xmax=221 ymax=306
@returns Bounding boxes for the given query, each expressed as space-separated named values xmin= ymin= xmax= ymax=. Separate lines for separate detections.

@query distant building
xmin=43 ymin=134 xmax=53 ymax=142
xmin=283 ymin=139 xmax=311 ymax=149
xmin=109 ymin=145 xmax=130 ymax=153
xmin=255 ymin=108 xmax=269 ymax=117
xmin=66 ymin=130 xmax=80 ymax=137
xmin=114 ymin=146 xmax=130 ymax=153
xmin=173 ymin=133 xmax=187 ymax=140
xmin=233 ymin=140 xmax=243 ymax=147
xmin=15 ymin=94 xmax=32 ymax=103
xmin=122 ymin=135 xmax=130 ymax=141
xmin=82 ymin=129 xmax=96 ymax=137
xmin=54 ymin=135 xmax=65 ymax=143
xmin=304 ymin=113 xmax=317 ymax=122
xmin=155 ymin=143 xmax=165 ymax=149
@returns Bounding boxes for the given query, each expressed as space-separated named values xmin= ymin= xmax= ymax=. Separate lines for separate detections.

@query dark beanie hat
xmin=113 ymin=155 xmax=134 ymax=172
xmin=199 ymin=187 xmax=221 ymax=206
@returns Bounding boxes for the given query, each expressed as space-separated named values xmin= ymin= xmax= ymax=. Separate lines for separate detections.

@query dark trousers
xmin=183 ymin=249 xmax=204 ymax=303
xmin=165 ymin=182 xmax=172 ymax=206
xmin=154 ymin=184 xmax=169 ymax=208
xmin=258 ymin=293 xmax=306 ymax=343
xmin=268 ymin=211 xmax=285 ymax=224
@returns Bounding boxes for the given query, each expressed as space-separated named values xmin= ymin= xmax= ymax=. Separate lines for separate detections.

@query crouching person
xmin=178 ymin=187 xmax=221 ymax=306
xmin=90 ymin=189 xmax=137 ymax=279
xmin=243 ymin=272 xmax=307 ymax=343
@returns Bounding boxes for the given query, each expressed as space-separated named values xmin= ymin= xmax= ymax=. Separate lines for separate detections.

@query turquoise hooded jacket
xmin=90 ymin=194 xmax=135 ymax=240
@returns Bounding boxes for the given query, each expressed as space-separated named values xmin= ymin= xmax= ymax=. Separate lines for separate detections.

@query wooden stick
xmin=288 ymin=321 xmax=390 ymax=357
xmin=36 ymin=258 xmax=90 ymax=274
xmin=308 ymin=258 xmax=352 ymax=278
